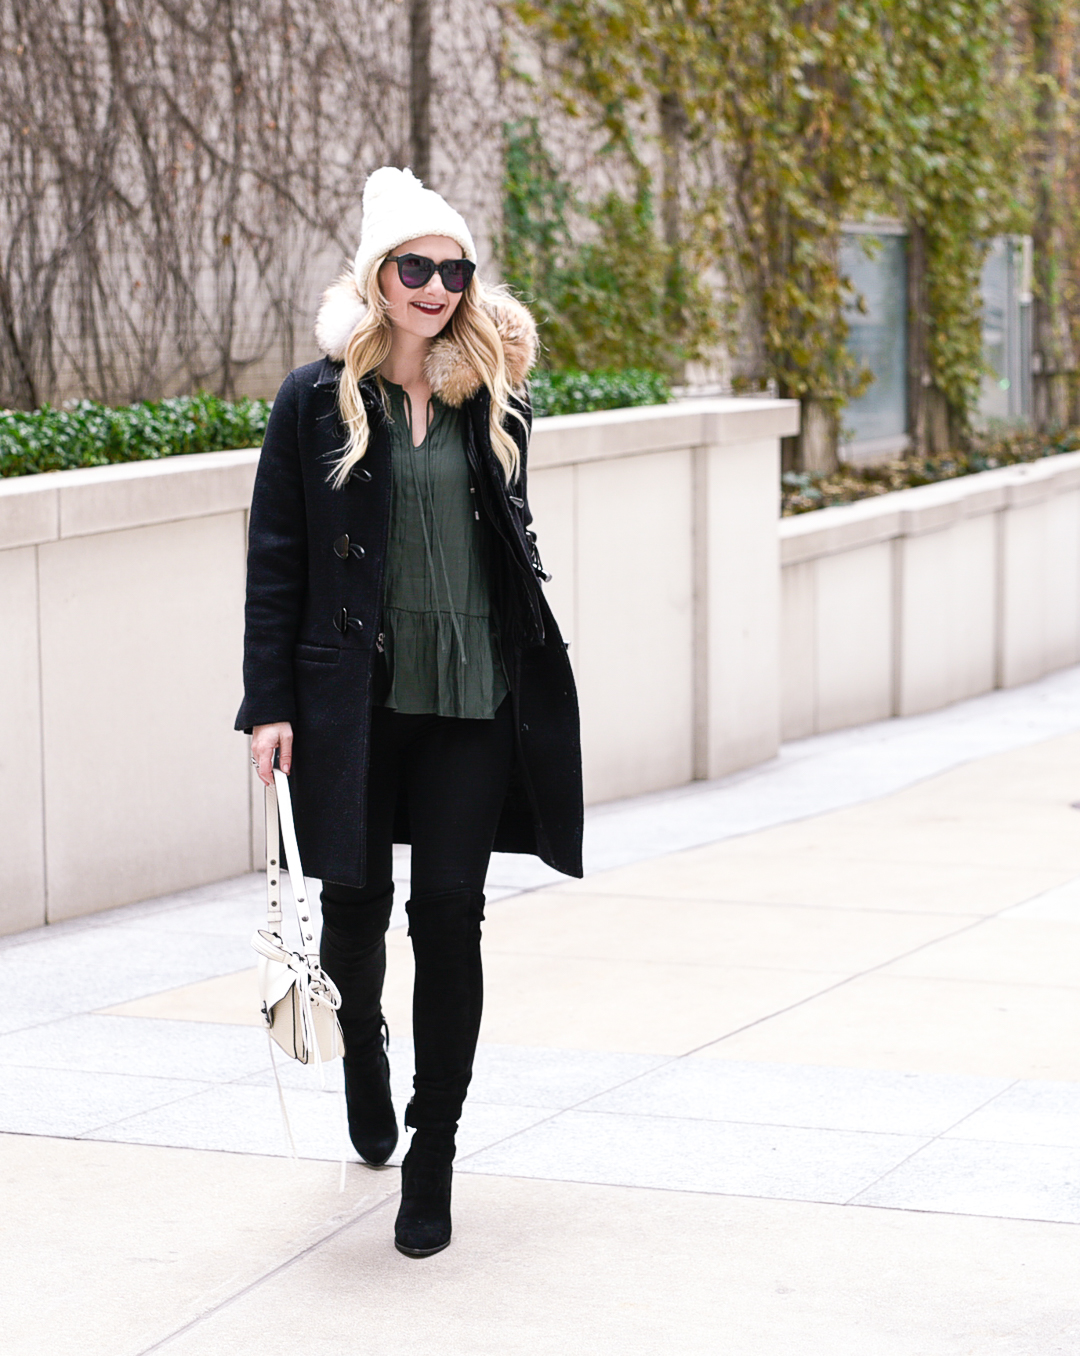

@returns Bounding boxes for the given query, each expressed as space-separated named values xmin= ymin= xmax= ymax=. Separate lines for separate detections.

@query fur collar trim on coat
xmin=313 ymin=272 xmax=538 ymax=407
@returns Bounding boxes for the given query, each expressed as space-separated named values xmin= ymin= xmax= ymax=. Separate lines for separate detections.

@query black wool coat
xmin=234 ymin=357 xmax=584 ymax=887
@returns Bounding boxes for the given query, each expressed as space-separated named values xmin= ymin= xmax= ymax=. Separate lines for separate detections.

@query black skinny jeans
xmin=319 ymin=696 xmax=514 ymax=1136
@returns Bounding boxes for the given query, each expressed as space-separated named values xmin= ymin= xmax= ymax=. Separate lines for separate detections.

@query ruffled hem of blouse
xmin=381 ymin=606 xmax=508 ymax=719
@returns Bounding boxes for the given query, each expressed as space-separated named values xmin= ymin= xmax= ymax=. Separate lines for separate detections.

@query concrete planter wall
xmin=0 ymin=397 xmax=796 ymax=933
xmin=780 ymin=450 xmax=1080 ymax=739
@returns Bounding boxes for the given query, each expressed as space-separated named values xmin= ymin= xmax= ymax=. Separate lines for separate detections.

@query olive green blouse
xmin=379 ymin=381 xmax=508 ymax=719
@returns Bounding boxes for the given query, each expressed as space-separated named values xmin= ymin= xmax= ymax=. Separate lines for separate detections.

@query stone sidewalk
xmin=4 ymin=668 xmax=1080 ymax=1354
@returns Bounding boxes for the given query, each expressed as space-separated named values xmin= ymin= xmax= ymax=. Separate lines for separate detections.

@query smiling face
xmin=378 ymin=235 xmax=465 ymax=340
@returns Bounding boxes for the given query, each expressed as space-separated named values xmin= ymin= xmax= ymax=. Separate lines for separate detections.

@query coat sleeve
xmin=234 ymin=371 xmax=308 ymax=732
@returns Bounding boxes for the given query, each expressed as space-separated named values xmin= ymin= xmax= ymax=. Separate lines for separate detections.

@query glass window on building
xmin=840 ymin=229 xmax=909 ymax=460
xmin=979 ymin=236 xmax=1032 ymax=425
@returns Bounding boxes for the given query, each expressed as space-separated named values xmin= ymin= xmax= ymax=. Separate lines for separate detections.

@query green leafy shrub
xmin=0 ymin=394 xmax=270 ymax=478
xmin=529 ymin=369 xmax=671 ymax=417
xmin=1 ymin=376 xmax=670 ymax=478
xmin=782 ymin=427 xmax=1080 ymax=516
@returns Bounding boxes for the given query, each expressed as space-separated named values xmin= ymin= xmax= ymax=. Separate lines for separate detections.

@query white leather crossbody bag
xmin=251 ymin=769 xmax=344 ymax=1066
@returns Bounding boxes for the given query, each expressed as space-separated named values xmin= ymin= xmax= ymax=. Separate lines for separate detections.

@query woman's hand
xmin=251 ymin=722 xmax=293 ymax=786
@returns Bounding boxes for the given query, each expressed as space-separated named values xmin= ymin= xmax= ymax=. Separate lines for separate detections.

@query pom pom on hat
xmin=352 ymin=166 xmax=477 ymax=296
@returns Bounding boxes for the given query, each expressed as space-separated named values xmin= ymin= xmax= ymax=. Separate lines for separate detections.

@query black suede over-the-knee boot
xmin=319 ymin=889 xmax=398 ymax=1166
xmin=395 ymin=889 xmax=485 ymax=1258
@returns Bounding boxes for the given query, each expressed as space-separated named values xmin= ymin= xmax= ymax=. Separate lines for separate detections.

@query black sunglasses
xmin=385 ymin=253 xmax=476 ymax=293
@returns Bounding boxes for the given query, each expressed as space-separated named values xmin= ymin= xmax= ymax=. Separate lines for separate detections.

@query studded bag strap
xmin=269 ymin=768 xmax=318 ymax=960
xmin=264 ymin=776 xmax=283 ymax=934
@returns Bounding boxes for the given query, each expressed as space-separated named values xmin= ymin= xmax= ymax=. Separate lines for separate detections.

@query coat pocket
xmin=294 ymin=642 xmax=341 ymax=665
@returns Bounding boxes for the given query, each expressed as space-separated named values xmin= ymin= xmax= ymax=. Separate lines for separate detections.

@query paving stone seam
xmin=845 ymin=1199 xmax=1080 ymax=1227
xmin=130 ymin=1188 xmax=401 ymax=1356
xmin=477 ymin=950 xmax=884 ymax=973
xmin=447 ymin=1054 xmax=731 ymax=1174
xmin=73 ymin=1082 xmax=242 ymax=1141
xmin=682 ymin=903 xmax=1041 ymax=1060
xmin=455 ymin=1166 xmax=935 ymax=1208
xmin=842 ymin=1080 xmax=1025 ymax=1207
xmin=547 ymin=889 xmax=985 ymax=917
xmin=514 ymin=1107 xmax=1011 ymax=1138
xmin=0 ymin=1126 xmax=342 ymax=1167
xmin=464 ymin=1163 xmax=1080 ymax=1230
xmin=0 ymin=1013 xmax=172 ymax=1052
xmin=442 ymin=1014 xmax=958 ymax=1178
xmin=25 ymin=1070 xmax=1066 ymax=1159
xmin=0 ymin=1055 xmax=273 ymax=1083
xmin=0 ymin=898 xmax=260 ymax=952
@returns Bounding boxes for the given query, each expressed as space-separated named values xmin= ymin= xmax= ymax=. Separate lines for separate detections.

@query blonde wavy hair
xmin=329 ymin=261 xmax=525 ymax=490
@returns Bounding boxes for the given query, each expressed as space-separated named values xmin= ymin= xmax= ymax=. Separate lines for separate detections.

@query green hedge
xmin=781 ymin=427 xmax=1080 ymax=516
xmin=528 ymin=368 xmax=671 ymax=417
xmin=0 ymin=394 xmax=271 ymax=477
xmin=1 ymin=372 xmax=672 ymax=478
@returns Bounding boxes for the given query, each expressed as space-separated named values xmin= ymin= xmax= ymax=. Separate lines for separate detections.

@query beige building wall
xmin=11 ymin=411 xmax=1080 ymax=937
xmin=780 ymin=452 xmax=1080 ymax=741
xmin=0 ymin=398 xmax=795 ymax=934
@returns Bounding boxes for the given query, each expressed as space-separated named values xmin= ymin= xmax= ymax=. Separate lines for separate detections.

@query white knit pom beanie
xmin=352 ymin=166 xmax=477 ymax=296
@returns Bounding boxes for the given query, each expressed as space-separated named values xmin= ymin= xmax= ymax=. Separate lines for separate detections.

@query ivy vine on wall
xmin=499 ymin=119 xmax=718 ymax=375
xmin=509 ymin=0 xmax=1032 ymax=468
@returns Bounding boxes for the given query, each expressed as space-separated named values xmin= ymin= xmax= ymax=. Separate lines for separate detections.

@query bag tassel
xmin=266 ymin=1029 xmax=298 ymax=1159
xmin=254 ymin=766 xmax=347 ymax=1185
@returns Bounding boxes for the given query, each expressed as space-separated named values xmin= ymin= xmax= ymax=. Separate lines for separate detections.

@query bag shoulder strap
xmin=264 ymin=777 xmax=282 ymax=932
xmin=266 ymin=769 xmax=318 ymax=960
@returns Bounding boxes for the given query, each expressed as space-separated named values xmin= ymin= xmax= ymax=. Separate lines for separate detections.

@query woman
xmin=236 ymin=167 xmax=583 ymax=1259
